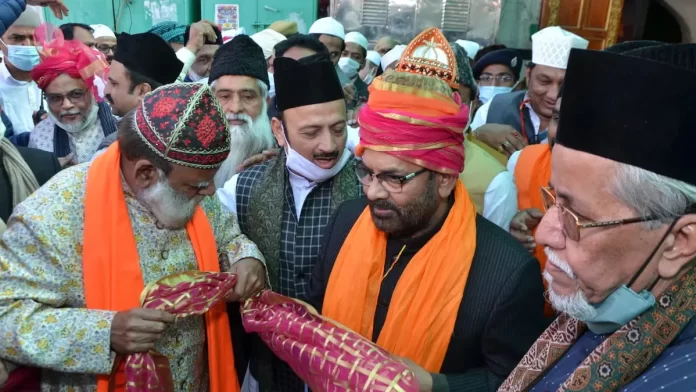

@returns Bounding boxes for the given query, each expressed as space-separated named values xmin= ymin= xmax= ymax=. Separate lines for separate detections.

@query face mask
xmin=582 ymin=216 xmax=682 ymax=334
xmin=478 ymin=86 xmax=513 ymax=104
xmin=1 ymin=40 xmax=40 ymax=71
xmin=187 ymin=70 xmax=205 ymax=82
xmin=268 ymin=72 xmax=276 ymax=98
xmin=338 ymin=57 xmax=361 ymax=80
xmin=282 ymin=124 xmax=351 ymax=183
xmin=583 ymin=285 xmax=655 ymax=334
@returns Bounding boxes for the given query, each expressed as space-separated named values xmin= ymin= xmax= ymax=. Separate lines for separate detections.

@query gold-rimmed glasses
xmin=540 ymin=186 xmax=657 ymax=241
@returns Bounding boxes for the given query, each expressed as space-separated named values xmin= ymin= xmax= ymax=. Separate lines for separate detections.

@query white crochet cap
xmin=90 ymin=24 xmax=116 ymax=39
xmin=13 ymin=6 xmax=41 ymax=28
xmin=308 ymin=17 xmax=345 ymax=40
xmin=380 ymin=44 xmax=406 ymax=70
xmin=345 ymin=31 xmax=368 ymax=51
xmin=366 ymin=50 xmax=381 ymax=66
xmin=251 ymin=29 xmax=287 ymax=60
xmin=531 ymin=26 xmax=589 ymax=69
xmin=455 ymin=40 xmax=480 ymax=60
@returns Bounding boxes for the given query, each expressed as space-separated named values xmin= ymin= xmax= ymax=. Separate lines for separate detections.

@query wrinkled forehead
xmin=3 ymin=25 xmax=35 ymax=40
xmin=46 ymin=74 xmax=89 ymax=94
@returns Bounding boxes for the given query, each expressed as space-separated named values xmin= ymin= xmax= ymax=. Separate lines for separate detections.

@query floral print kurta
xmin=0 ymin=163 xmax=265 ymax=391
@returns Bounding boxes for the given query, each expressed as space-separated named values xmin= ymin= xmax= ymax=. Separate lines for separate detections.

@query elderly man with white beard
xmin=29 ymin=24 xmax=118 ymax=165
xmin=0 ymin=82 xmax=267 ymax=391
xmin=499 ymin=44 xmax=696 ymax=392
xmin=208 ymin=34 xmax=276 ymax=188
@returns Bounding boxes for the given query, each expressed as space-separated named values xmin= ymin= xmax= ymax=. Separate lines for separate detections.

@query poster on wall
xmin=216 ymin=4 xmax=240 ymax=31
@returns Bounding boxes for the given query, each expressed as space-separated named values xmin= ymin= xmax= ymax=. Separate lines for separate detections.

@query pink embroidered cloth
xmin=123 ymin=271 xmax=237 ymax=391
xmin=242 ymin=291 xmax=420 ymax=392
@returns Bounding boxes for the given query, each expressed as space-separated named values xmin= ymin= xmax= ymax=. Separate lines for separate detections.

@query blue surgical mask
xmin=1 ymin=40 xmax=40 ymax=71
xmin=478 ymin=86 xmax=513 ymax=104
xmin=583 ymin=285 xmax=655 ymax=334
xmin=338 ymin=57 xmax=361 ymax=80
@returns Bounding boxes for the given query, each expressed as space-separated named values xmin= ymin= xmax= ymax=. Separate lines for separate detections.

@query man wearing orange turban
xmin=307 ymin=28 xmax=548 ymax=392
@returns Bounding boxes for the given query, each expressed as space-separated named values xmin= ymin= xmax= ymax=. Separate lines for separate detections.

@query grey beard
xmin=50 ymin=104 xmax=99 ymax=134
xmin=214 ymin=114 xmax=275 ymax=188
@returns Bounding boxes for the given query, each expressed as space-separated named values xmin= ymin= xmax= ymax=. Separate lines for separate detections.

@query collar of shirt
xmin=523 ymin=91 xmax=542 ymax=136
xmin=288 ymin=169 xmax=318 ymax=219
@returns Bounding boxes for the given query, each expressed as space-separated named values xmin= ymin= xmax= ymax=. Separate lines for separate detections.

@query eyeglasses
xmin=540 ymin=186 xmax=657 ymax=241
xmin=96 ymin=44 xmax=117 ymax=54
xmin=478 ymin=74 xmax=515 ymax=83
xmin=355 ymin=164 xmax=427 ymax=193
xmin=46 ymin=90 xmax=87 ymax=107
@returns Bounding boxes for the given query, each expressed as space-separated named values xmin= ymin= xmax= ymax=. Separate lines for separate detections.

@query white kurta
xmin=0 ymin=62 xmax=42 ymax=135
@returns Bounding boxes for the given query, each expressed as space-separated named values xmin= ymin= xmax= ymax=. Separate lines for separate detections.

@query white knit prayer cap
xmin=455 ymin=40 xmax=480 ymax=60
xmin=90 ymin=24 xmax=116 ymax=39
xmin=532 ymin=26 xmax=589 ymax=69
xmin=345 ymin=32 xmax=368 ymax=51
xmin=366 ymin=50 xmax=381 ymax=66
xmin=251 ymin=29 xmax=287 ymax=60
xmin=380 ymin=44 xmax=406 ymax=70
xmin=308 ymin=17 xmax=345 ymax=40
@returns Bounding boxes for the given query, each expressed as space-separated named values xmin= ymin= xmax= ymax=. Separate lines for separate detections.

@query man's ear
xmin=271 ymin=117 xmax=285 ymax=148
xmin=437 ymin=173 xmax=458 ymax=199
xmin=658 ymin=215 xmax=696 ymax=279
xmin=133 ymin=159 xmax=160 ymax=189
xmin=138 ymin=83 xmax=153 ymax=98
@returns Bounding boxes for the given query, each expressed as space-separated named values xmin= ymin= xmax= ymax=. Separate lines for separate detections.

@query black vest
xmin=487 ymin=90 xmax=542 ymax=144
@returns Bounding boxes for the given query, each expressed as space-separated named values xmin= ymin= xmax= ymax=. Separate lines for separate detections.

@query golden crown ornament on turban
xmin=396 ymin=27 xmax=459 ymax=90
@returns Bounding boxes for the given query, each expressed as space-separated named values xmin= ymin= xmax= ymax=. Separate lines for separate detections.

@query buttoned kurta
xmin=0 ymin=163 xmax=264 ymax=391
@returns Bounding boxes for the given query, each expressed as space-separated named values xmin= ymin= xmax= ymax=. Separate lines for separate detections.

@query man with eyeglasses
xmin=90 ymin=24 xmax=117 ymax=64
xmin=307 ymin=61 xmax=547 ymax=391
xmin=499 ymin=44 xmax=696 ymax=392
xmin=28 ymin=24 xmax=118 ymax=166
xmin=471 ymin=48 xmax=522 ymax=106
xmin=470 ymin=27 xmax=588 ymax=159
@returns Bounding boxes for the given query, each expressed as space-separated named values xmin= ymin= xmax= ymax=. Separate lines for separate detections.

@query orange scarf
xmin=514 ymin=144 xmax=553 ymax=317
xmin=322 ymin=181 xmax=476 ymax=372
xmin=82 ymin=143 xmax=239 ymax=392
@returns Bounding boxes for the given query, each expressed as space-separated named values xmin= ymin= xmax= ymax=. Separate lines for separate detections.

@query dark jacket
xmin=0 ymin=0 xmax=26 ymax=37
xmin=307 ymin=198 xmax=550 ymax=392
xmin=0 ymin=145 xmax=60 ymax=222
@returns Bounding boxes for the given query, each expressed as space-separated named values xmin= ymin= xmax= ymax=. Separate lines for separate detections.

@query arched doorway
xmin=642 ymin=0 xmax=684 ymax=42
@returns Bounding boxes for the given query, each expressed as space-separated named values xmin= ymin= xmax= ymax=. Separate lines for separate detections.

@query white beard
xmin=214 ymin=101 xmax=275 ymax=188
xmin=50 ymin=103 xmax=99 ymax=134
xmin=137 ymin=171 xmax=204 ymax=229
xmin=544 ymin=247 xmax=598 ymax=320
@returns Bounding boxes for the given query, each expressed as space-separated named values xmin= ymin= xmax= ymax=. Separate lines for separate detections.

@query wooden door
xmin=540 ymin=0 xmax=625 ymax=49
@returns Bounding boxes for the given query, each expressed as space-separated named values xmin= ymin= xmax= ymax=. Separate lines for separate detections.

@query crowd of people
xmin=0 ymin=0 xmax=694 ymax=391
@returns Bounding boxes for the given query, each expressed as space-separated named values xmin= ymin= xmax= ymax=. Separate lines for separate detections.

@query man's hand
xmin=27 ymin=0 xmax=69 ymax=19
xmin=185 ymin=20 xmax=218 ymax=54
xmin=391 ymin=355 xmax=433 ymax=392
xmin=475 ymin=124 xmax=526 ymax=156
xmin=110 ymin=308 xmax=175 ymax=354
xmin=235 ymin=148 xmax=279 ymax=173
xmin=343 ymin=84 xmax=355 ymax=103
xmin=57 ymin=153 xmax=74 ymax=168
xmin=510 ymin=208 xmax=544 ymax=253
xmin=226 ymin=258 xmax=266 ymax=302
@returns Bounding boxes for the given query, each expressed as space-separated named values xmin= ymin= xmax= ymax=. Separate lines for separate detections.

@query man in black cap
xmin=499 ymin=44 xmax=696 ymax=392
xmin=104 ymin=32 xmax=183 ymax=117
xmin=181 ymin=22 xmax=223 ymax=82
xmin=217 ymin=52 xmax=361 ymax=392
xmin=472 ymin=48 xmax=522 ymax=105
xmin=208 ymin=34 xmax=275 ymax=187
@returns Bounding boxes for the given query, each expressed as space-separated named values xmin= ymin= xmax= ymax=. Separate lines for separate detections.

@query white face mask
xmin=338 ymin=57 xmax=361 ymax=80
xmin=281 ymin=123 xmax=351 ymax=183
xmin=187 ymin=70 xmax=205 ymax=82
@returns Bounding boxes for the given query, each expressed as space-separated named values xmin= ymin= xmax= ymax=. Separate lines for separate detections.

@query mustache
xmin=313 ymin=151 xmax=339 ymax=160
xmin=369 ymin=200 xmax=398 ymax=213
xmin=227 ymin=113 xmax=253 ymax=123
xmin=545 ymin=247 xmax=576 ymax=279
xmin=59 ymin=109 xmax=81 ymax=116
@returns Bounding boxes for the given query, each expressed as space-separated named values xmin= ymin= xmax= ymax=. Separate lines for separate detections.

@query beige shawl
xmin=0 ymin=138 xmax=40 ymax=234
